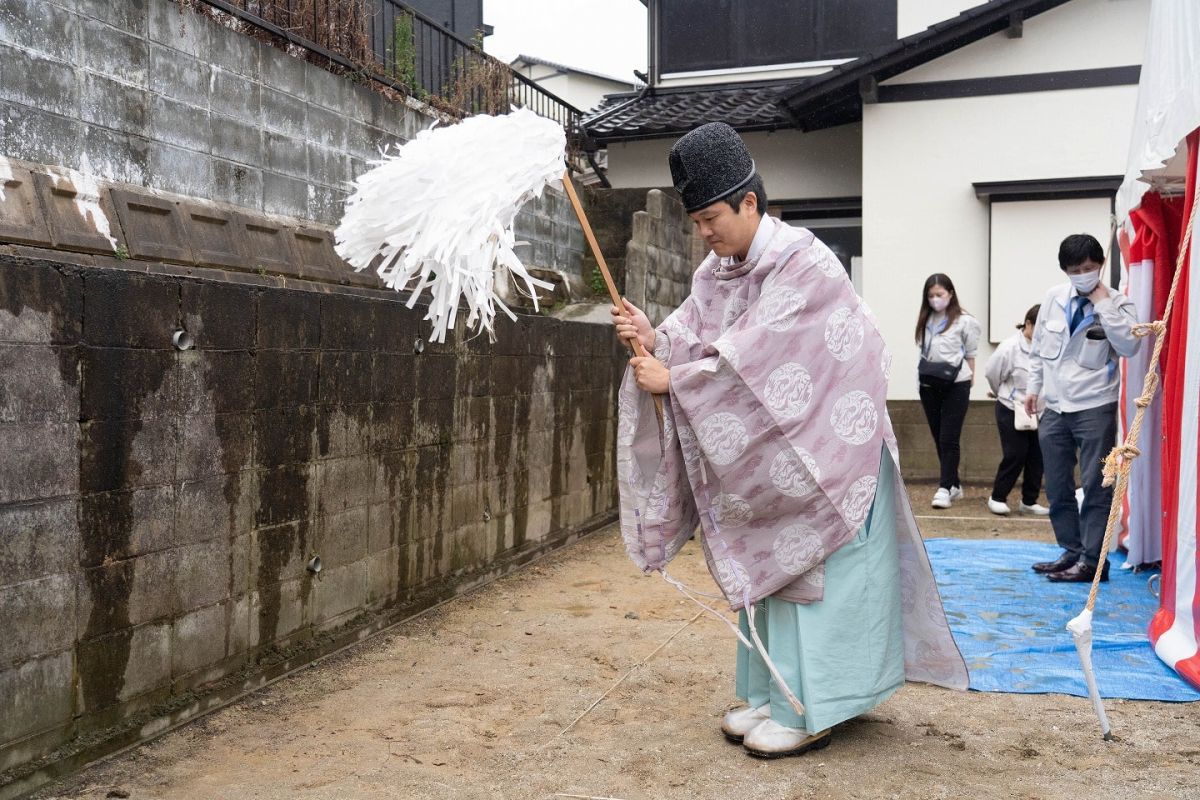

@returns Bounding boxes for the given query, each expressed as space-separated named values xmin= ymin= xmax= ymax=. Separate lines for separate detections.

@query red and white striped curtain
xmin=1118 ymin=192 xmax=1185 ymax=566
xmin=1145 ymin=129 xmax=1200 ymax=689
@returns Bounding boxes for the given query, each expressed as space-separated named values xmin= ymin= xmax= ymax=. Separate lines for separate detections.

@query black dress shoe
xmin=1032 ymin=553 xmax=1076 ymax=574
xmin=1047 ymin=561 xmax=1110 ymax=583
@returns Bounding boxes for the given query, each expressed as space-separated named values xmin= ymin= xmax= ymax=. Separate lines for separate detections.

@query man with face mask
xmin=1024 ymin=234 xmax=1141 ymax=582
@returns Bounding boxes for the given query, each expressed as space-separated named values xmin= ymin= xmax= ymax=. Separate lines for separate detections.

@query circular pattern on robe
xmin=824 ymin=307 xmax=865 ymax=362
xmin=676 ymin=423 xmax=702 ymax=470
xmin=817 ymin=248 xmax=844 ymax=278
xmin=915 ymin=640 xmax=958 ymax=683
xmin=664 ymin=316 xmax=701 ymax=348
xmin=712 ymin=493 xmax=753 ymax=528
xmin=841 ymin=475 xmax=878 ymax=528
xmin=754 ymin=288 xmax=808 ymax=332
xmin=714 ymin=338 xmax=740 ymax=370
xmin=830 ymin=390 xmax=878 ymax=445
xmin=722 ymin=296 xmax=749 ymax=332
xmin=768 ymin=447 xmax=821 ymax=497
xmin=773 ymin=524 xmax=825 ymax=575
xmin=799 ymin=565 xmax=825 ymax=591
xmin=925 ymin=583 xmax=948 ymax=621
xmin=653 ymin=333 xmax=671 ymax=361
xmin=763 ymin=363 xmax=814 ymax=419
xmin=881 ymin=349 xmax=893 ymax=382
xmin=696 ymin=412 xmax=749 ymax=465
xmin=715 ymin=558 xmax=752 ymax=596
xmin=645 ymin=474 xmax=670 ymax=517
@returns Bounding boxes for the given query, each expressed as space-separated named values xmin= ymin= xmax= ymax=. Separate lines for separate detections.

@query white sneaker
xmin=987 ymin=498 xmax=1011 ymax=516
xmin=931 ymin=488 xmax=952 ymax=509
xmin=950 ymin=485 xmax=964 ymax=501
xmin=1019 ymin=502 xmax=1050 ymax=516
xmin=742 ymin=719 xmax=832 ymax=758
xmin=721 ymin=704 xmax=770 ymax=743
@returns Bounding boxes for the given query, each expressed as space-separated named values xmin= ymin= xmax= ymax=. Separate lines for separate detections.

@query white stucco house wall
xmin=583 ymin=0 xmax=1149 ymax=401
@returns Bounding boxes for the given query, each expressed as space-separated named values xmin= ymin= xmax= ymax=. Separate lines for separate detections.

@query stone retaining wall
xmin=0 ymin=0 xmax=585 ymax=278
xmin=0 ymin=251 xmax=620 ymax=791
xmin=622 ymin=189 xmax=697 ymax=327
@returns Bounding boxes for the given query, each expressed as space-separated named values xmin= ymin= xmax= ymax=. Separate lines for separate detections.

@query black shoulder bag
xmin=918 ymin=326 xmax=963 ymax=384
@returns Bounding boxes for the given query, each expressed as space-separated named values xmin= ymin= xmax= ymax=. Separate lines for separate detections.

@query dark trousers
xmin=918 ymin=379 xmax=971 ymax=490
xmin=1038 ymin=403 xmax=1118 ymax=567
xmin=991 ymin=402 xmax=1044 ymax=505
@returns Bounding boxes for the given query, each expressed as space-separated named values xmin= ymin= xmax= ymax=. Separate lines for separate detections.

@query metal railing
xmin=197 ymin=0 xmax=582 ymax=146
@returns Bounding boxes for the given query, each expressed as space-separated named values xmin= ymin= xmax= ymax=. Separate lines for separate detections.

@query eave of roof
xmin=584 ymin=0 xmax=1080 ymax=143
xmin=779 ymin=0 xmax=1074 ymax=130
xmin=581 ymin=78 xmax=807 ymax=144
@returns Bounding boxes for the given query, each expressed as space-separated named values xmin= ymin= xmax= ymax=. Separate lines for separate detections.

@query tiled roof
xmin=581 ymin=79 xmax=805 ymax=144
xmin=582 ymin=0 xmax=1077 ymax=143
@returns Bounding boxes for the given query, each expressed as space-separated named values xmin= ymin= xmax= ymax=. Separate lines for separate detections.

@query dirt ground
xmin=34 ymin=483 xmax=1200 ymax=800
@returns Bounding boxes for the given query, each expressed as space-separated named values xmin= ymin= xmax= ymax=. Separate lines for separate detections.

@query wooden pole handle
xmin=561 ymin=171 xmax=665 ymax=417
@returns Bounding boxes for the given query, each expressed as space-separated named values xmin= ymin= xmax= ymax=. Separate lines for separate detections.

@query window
xmin=987 ymin=197 xmax=1114 ymax=342
xmin=779 ymin=199 xmax=862 ymax=287
xmin=658 ymin=0 xmax=896 ymax=75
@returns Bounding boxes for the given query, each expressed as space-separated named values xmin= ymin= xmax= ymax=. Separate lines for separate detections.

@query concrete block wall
xmin=623 ymin=189 xmax=696 ymax=326
xmin=512 ymin=184 xmax=586 ymax=282
xmin=0 ymin=0 xmax=583 ymax=276
xmin=0 ymin=253 xmax=620 ymax=786
xmin=577 ymin=187 xmax=656 ymax=296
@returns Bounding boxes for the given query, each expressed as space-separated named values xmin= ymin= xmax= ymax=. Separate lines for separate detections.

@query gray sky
xmin=482 ymin=0 xmax=647 ymax=82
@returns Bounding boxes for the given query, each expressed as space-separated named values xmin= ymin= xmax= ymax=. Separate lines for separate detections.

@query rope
xmin=746 ymin=599 xmax=807 ymax=717
xmin=659 ymin=572 xmax=805 ymax=716
xmin=537 ymin=610 xmax=704 ymax=750
xmin=1086 ymin=176 xmax=1200 ymax=614
xmin=660 ymin=571 xmax=753 ymax=649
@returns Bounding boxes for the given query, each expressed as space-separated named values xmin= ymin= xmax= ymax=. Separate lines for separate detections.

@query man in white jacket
xmin=1025 ymin=234 xmax=1141 ymax=583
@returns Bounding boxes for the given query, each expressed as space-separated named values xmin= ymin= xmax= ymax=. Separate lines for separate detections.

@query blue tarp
xmin=926 ymin=538 xmax=1200 ymax=702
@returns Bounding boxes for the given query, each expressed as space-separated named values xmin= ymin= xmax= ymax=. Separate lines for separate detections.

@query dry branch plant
xmin=174 ymin=0 xmax=515 ymax=122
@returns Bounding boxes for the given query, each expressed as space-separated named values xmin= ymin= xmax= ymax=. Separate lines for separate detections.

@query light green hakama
xmin=735 ymin=449 xmax=905 ymax=733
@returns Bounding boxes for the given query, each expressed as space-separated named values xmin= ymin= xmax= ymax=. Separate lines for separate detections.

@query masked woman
xmin=914 ymin=274 xmax=981 ymax=509
xmin=984 ymin=304 xmax=1050 ymax=516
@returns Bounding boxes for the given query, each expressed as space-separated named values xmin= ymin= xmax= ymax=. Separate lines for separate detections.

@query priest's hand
xmin=629 ymin=356 xmax=670 ymax=394
xmin=1024 ymin=393 xmax=1039 ymax=418
xmin=611 ymin=299 xmax=655 ymax=352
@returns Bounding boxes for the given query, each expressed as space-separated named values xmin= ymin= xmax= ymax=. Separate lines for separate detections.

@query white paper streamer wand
xmin=335 ymin=109 xmax=562 ymax=342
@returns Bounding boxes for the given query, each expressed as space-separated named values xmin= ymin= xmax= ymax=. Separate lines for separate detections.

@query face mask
xmin=929 ymin=296 xmax=949 ymax=313
xmin=1069 ymin=271 xmax=1101 ymax=295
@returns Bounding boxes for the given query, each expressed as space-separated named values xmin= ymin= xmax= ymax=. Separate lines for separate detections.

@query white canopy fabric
xmin=1116 ymin=0 xmax=1200 ymax=221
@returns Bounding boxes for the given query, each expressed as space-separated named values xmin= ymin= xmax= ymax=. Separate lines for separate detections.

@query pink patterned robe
xmin=617 ymin=216 xmax=968 ymax=688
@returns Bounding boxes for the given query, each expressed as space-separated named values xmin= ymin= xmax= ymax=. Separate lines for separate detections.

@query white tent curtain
xmin=1116 ymin=0 xmax=1200 ymax=221
xmin=1117 ymin=0 xmax=1200 ymax=689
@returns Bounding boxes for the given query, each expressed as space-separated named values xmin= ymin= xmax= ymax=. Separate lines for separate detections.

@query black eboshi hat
xmin=668 ymin=122 xmax=756 ymax=213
